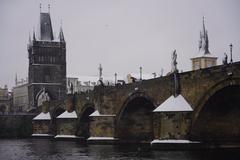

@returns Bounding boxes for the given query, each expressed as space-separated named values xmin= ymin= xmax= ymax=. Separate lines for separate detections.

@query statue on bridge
xmin=37 ymin=87 xmax=50 ymax=107
xmin=222 ymin=53 xmax=228 ymax=65
xmin=98 ymin=63 xmax=103 ymax=81
xmin=171 ymin=50 xmax=178 ymax=73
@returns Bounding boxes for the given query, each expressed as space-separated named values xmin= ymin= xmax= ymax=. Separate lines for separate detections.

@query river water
xmin=0 ymin=139 xmax=240 ymax=160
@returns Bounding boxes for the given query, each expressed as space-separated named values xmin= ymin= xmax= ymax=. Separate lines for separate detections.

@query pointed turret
xmin=58 ymin=26 xmax=65 ymax=42
xmin=27 ymin=31 xmax=32 ymax=50
xmin=33 ymin=29 xmax=36 ymax=41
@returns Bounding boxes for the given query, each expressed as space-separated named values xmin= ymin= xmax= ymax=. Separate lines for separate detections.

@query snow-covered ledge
xmin=87 ymin=137 xmax=119 ymax=144
xmin=57 ymin=110 xmax=77 ymax=119
xmin=87 ymin=137 xmax=118 ymax=141
xmin=54 ymin=135 xmax=80 ymax=139
xmin=89 ymin=110 xmax=116 ymax=117
xmin=151 ymin=139 xmax=200 ymax=144
xmin=33 ymin=112 xmax=51 ymax=120
xmin=31 ymin=134 xmax=53 ymax=137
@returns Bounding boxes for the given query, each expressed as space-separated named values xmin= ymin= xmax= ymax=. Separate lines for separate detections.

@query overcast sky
xmin=0 ymin=0 xmax=240 ymax=88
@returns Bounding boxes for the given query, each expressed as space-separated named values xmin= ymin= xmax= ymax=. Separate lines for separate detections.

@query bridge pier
xmin=32 ymin=102 xmax=53 ymax=137
xmin=87 ymin=110 xmax=118 ymax=144
xmin=54 ymin=95 xmax=79 ymax=139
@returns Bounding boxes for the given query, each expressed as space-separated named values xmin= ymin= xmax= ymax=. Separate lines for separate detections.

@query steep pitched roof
xmin=153 ymin=95 xmax=193 ymax=112
xmin=33 ymin=112 xmax=51 ymax=120
xmin=57 ymin=110 xmax=77 ymax=119
xmin=39 ymin=12 xmax=54 ymax=41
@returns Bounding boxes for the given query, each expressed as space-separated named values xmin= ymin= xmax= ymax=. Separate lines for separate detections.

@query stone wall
xmin=153 ymin=112 xmax=192 ymax=140
xmin=32 ymin=120 xmax=51 ymax=134
xmin=0 ymin=115 xmax=35 ymax=138
xmin=56 ymin=118 xmax=77 ymax=135
xmin=90 ymin=116 xmax=115 ymax=137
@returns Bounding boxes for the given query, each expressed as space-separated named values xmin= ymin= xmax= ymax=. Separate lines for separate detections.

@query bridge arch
xmin=116 ymin=91 xmax=156 ymax=142
xmin=50 ymin=106 xmax=65 ymax=134
xmin=191 ymin=78 xmax=240 ymax=141
xmin=76 ymin=103 xmax=95 ymax=138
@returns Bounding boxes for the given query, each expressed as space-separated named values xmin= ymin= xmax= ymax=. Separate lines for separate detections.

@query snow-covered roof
xmin=57 ymin=110 xmax=77 ymax=119
xmin=192 ymin=51 xmax=217 ymax=59
xmin=33 ymin=112 xmax=51 ymax=120
xmin=153 ymin=95 xmax=193 ymax=112
xmin=89 ymin=110 xmax=116 ymax=117
xmin=89 ymin=110 xmax=100 ymax=116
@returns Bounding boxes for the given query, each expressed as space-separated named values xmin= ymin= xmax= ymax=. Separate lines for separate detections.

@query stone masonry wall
xmin=90 ymin=116 xmax=115 ymax=137
xmin=56 ymin=118 xmax=77 ymax=135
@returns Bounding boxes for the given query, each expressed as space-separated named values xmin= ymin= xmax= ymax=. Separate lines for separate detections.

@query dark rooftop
xmin=39 ymin=12 xmax=54 ymax=41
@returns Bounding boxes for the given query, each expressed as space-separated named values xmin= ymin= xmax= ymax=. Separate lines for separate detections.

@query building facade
xmin=12 ymin=83 xmax=29 ymax=113
xmin=28 ymin=9 xmax=66 ymax=110
xmin=67 ymin=76 xmax=98 ymax=94
xmin=0 ymin=85 xmax=11 ymax=114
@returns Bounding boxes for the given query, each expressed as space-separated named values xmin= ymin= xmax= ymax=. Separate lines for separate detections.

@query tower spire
xmin=192 ymin=17 xmax=217 ymax=70
xmin=202 ymin=16 xmax=206 ymax=35
xmin=39 ymin=5 xmax=54 ymax=41
xmin=199 ymin=16 xmax=210 ymax=54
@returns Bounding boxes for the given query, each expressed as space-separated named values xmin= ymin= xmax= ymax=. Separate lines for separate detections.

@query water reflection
xmin=0 ymin=139 xmax=240 ymax=160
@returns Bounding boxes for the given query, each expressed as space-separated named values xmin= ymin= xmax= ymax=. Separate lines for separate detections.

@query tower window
xmin=44 ymin=68 xmax=51 ymax=82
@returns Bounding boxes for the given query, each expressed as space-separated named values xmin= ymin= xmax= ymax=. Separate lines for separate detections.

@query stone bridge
xmin=33 ymin=62 xmax=240 ymax=143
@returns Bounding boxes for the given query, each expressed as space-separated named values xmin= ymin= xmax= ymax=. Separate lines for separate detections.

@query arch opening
xmin=117 ymin=97 xmax=155 ymax=142
xmin=191 ymin=85 xmax=240 ymax=142
xmin=76 ymin=106 xmax=95 ymax=138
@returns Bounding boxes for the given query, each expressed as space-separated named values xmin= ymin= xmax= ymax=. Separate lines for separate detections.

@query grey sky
xmin=0 ymin=0 xmax=240 ymax=88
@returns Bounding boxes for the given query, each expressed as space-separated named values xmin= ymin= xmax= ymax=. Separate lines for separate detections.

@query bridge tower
xmin=27 ymin=5 xmax=66 ymax=110
xmin=191 ymin=17 xmax=217 ymax=70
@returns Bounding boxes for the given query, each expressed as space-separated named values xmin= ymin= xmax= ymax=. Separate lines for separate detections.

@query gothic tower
xmin=191 ymin=17 xmax=217 ymax=70
xmin=28 ymin=6 xmax=66 ymax=110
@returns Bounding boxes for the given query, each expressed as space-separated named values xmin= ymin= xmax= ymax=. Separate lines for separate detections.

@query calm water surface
xmin=0 ymin=139 xmax=240 ymax=160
